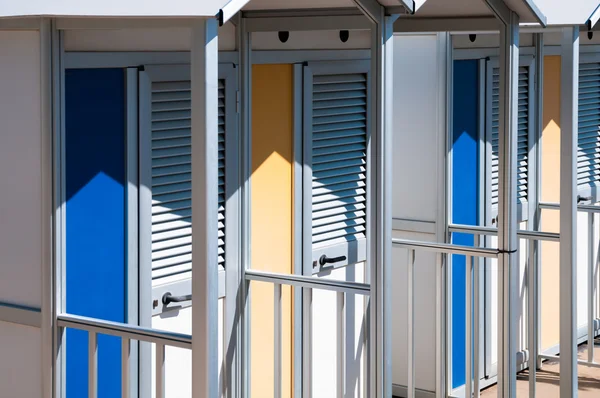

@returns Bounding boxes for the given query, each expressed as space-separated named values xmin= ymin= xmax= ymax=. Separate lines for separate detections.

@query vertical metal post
xmin=156 ymin=343 xmax=165 ymax=398
xmin=239 ymin=16 xmax=253 ymax=398
xmin=466 ymin=255 xmax=473 ymax=398
xmin=122 ymin=338 xmax=131 ymax=398
xmin=533 ymin=32 xmax=544 ymax=372
xmin=274 ymin=283 xmax=282 ymax=398
xmin=559 ymin=25 xmax=579 ymax=398
xmin=528 ymin=238 xmax=537 ymax=398
xmin=40 ymin=18 xmax=54 ymax=398
xmin=362 ymin=6 xmax=397 ymax=398
xmin=191 ymin=18 xmax=219 ymax=398
xmin=364 ymin=8 xmax=397 ymax=398
xmin=408 ymin=249 xmax=415 ymax=398
xmin=474 ymin=236 xmax=481 ymax=398
xmin=496 ymin=10 xmax=520 ymax=398
xmin=88 ymin=331 xmax=98 ymax=398
xmin=589 ymin=212 xmax=595 ymax=363
xmin=337 ymin=292 xmax=345 ymax=398
xmin=303 ymin=288 xmax=313 ymax=398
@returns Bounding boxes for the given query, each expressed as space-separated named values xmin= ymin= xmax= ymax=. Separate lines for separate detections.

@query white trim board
xmin=392 ymin=384 xmax=436 ymax=398
xmin=0 ymin=302 xmax=42 ymax=328
xmin=64 ymin=50 xmax=371 ymax=69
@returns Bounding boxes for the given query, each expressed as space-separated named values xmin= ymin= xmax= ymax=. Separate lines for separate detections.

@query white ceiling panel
xmin=533 ymin=0 xmax=598 ymax=25
xmin=0 ymin=0 xmax=227 ymax=18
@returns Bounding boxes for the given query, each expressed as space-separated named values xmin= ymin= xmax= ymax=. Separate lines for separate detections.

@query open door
xmin=138 ymin=63 xmax=238 ymax=397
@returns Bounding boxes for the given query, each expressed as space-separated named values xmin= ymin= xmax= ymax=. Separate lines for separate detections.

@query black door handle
xmin=578 ymin=195 xmax=592 ymax=204
xmin=162 ymin=292 xmax=192 ymax=305
xmin=319 ymin=255 xmax=347 ymax=266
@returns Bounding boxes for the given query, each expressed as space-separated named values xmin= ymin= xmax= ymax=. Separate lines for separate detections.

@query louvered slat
xmin=151 ymin=79 xmax=226 ymax=284
xmin=490 ymin=66 xmax=530 ymax=207
xmin=311 ymin=73 xmax=367 ymax=247
xmin=578 ymin=62 xmax=600 ymax=190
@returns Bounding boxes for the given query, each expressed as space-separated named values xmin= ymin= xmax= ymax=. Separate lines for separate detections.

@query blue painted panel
xmin=65 ymin=68 xmax=126 ymax=398
xmin=451 ymin=60 xmax=479 ymax=389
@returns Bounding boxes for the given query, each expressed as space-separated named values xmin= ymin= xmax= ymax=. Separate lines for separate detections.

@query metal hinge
xmin=236 ymin=90 xmax=240 ymax=114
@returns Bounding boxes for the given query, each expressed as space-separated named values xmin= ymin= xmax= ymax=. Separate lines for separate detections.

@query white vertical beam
xmin=191 ymin=17 xmax=219 ymax=398
xmin=40 ymin=17 xmax=54 ymax=398
xmin=533 ymin=32 xmax=544 ymax=372
xmin=381 ymin=13 xmax=396 ymax=398
xmin=407 ymin=249 xmax=415 ymax=398
xmin=465 ymin=256 xmax=473 ymax=398
xmin=496 ymin=10 xmax=519 ymax=398
xmin=238 ymin=16 xmax=252 ymax=398
xmin=559 ymin=25 xmax=579 ymax=398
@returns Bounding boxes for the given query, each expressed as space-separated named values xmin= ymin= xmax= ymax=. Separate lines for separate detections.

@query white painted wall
xmin=0 ymin=30 xmax=42 ymax=309
xmin=0 ymin=321 xmax=42 ymax=398
xmin=391 ymin=33 xmax=447 ymax=395
xmin=0 ymin=29 xmax=44 ymax=398
xmin=312 ymin=263 xmax=367 ymax=398
xmin=151 ymin=299 xmax=225 ymax=398
xmin=63 ymin=24 xmax=370 ymax=52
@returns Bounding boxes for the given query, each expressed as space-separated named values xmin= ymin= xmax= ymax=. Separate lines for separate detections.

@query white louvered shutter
xmin=578 ymin=61 xmax=600 ymax=197
xmin=488 ymin=59 xmax=533 ymax=221
xmin=304 ymin=61 xmax=370 ymax=274
xmin=147 ymin=67 xmax=229 ymax=286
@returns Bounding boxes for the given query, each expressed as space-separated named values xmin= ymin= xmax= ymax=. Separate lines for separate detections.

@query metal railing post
xmin=589 ymin=212 xmax=596 ymax=364
xmin=88 ymin=331 xmax=98 ymax=398
xmin=156 ymin=343 xmax=165 ymax=398
xmin=528 ymin=238 xmax=537 ymax=397
xmin=474 ymin=236 xmax=481 ymax=398
xmin=337 ymin=292 xmax=345 ymax=398
xmin=122 ymin=338 xmax=131 ymax=398
xmin=274 ymin=283 xmax=282 ymax=398
xmin=408 ymin=249 xmax=415 ymax=398
xmin=466 ymin=255 xmax=473 ymax=398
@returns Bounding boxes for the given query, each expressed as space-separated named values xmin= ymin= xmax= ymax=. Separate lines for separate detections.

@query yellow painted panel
xmin=540 ymin=55 xmax=561 ymax=350
xmin=250 ymin=64 xmax=294 ymax=398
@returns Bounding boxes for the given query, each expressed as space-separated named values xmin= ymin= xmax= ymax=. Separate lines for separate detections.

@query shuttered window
xmin=144 ymin=66 xmax=232 ymax=287
xmin=578 ymin=61 xmax=600 ymax=197
xmin=303 ymin=61 xmax=370 ymax=273
xmin=487 ymin=58 xmax=534 ymax=221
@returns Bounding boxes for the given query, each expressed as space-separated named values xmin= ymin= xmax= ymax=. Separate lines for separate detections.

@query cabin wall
xmin=63 ymin=23 xmax=370 ymax=52
xmin=391 ymin=33 xmax=447 ymax=395
xmin=539 ymin=53 xmax=600 ymax=354
xmin=250 ymin=64 xmax=295 ymax=398
xmin=0 ymin=29 xmax=44 ymax=398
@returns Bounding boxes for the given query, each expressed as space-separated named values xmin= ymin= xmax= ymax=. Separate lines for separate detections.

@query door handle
xmin=578 ymin=195 xmax=592 ymax=204
xmin=319 ymin=254 xmax=347 ymax=266
xmin=162 ymin=292 xmax=192 ymax=305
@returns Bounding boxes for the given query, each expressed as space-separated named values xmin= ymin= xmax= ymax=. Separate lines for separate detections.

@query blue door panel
xmin=65 ymin=68 xmax=126 ymax=398
xmin=451 ymin=60 xmax=479 ymax=389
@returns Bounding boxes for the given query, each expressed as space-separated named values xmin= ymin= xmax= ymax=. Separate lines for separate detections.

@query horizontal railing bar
xmin=244 ymin=270 xmax=370 ymax=296
xmin=392 ymin=239 xmax=498 ymax=258
xmin=539 ymin=354 xmax=600 ymax=369
xmin=57 ymin=313 xmax=192 ymax=349
xmin=448 ymin=223 xmax=560 ymax=242
xmin=539 ymin=202 xmax=600 ymax=213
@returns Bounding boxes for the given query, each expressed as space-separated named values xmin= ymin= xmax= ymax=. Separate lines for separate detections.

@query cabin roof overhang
xmin=0 ymin=0 xmax=414 ymax=19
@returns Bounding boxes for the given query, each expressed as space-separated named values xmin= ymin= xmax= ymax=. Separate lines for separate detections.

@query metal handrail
xmin=539 ymin=201 xmax=600 ymax=213
xmin=57 ymin=313 xmax=192 ymax=349
xmin=448 ymin=223 xmax=560 ymax=242
xmin=391 ymin=238 xmax=498 ymax=258
xmin=244 ymin=269 xmax=370 ymax=296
